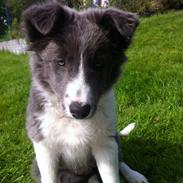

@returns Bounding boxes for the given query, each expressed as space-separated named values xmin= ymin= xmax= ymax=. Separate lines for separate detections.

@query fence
xmin=0 ymin=39 xmax=27 ymax=55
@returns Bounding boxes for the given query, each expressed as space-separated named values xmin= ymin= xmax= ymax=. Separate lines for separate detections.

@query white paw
xmin=119 ymin=123 xmax=136 ymax=136
xmin=125 ymin=170 xmax=149 ymax=183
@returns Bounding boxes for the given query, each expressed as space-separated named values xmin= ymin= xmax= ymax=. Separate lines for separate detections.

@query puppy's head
xmin=24 ymin=3 xmax=138 ymax=119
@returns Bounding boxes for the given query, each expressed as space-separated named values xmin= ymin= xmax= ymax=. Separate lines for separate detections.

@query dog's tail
xmin=118 ymin=122 xmax=136 ymax=137
xmin=118 ymin=123 xmax=149 ymax=183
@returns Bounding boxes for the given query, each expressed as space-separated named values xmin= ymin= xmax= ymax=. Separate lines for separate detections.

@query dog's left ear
xmin=95 ymin=8 xmax=139 ymax=49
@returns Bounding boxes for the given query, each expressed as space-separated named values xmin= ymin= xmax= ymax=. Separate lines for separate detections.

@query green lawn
xmin=0 ymin=10 xmax=183 ymax=183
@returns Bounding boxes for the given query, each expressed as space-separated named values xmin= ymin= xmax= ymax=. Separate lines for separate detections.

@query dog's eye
xmin=56 ymin=58 xmax=65 ymax=66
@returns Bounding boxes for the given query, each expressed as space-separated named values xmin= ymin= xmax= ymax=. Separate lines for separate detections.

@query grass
xmin=116 ymin=10 xmax=183 ymax=183
xmin=0 ymin=10 xmax=183 ymax=183
xmin=0 ymin=53 xmax=33 ymax=183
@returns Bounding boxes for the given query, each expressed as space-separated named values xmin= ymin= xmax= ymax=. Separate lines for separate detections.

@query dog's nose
xmin=69 ymin=102 xmax=91 ymax=119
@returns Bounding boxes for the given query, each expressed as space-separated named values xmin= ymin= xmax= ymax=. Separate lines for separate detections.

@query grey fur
xmin=24 ymin=2 xmax=138 ymax=183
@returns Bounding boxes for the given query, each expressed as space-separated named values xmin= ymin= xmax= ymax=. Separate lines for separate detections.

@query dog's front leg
xmin=33 ymin=142 xmax=57 ymax=183
xmin=92 ymin=139 xmax=120 ymax=183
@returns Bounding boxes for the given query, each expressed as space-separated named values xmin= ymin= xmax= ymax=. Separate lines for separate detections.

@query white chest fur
xmin=37 ymin=90 xmax=116 ymax=168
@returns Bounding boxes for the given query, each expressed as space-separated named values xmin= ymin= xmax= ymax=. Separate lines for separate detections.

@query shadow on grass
xmin=122 ymin=138 xmax=183 ymax=183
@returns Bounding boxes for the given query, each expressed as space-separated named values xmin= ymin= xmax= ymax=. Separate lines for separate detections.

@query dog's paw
xmin=120 ymin=162 xmax=149 ymax=183
xmin=125 ymin=170 xmax=149 ymax=183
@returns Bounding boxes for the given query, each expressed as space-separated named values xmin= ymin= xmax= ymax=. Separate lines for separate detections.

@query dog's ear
xmin=23 ymin=3 xmax=71 ymax=42
xmin=90 ymin=8 xmax=139 ymax=50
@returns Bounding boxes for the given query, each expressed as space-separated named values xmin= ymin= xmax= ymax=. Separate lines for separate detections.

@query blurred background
xmin=0 ymin=0 xmax=183 ymax=41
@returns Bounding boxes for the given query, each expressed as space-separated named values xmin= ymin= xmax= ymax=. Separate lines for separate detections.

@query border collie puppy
xmin=24 ymin=2 xmax=148 ymax=183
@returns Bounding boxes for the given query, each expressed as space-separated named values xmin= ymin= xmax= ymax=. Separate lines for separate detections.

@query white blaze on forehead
xmin=64 ymin=53 xmax=90 ymax=116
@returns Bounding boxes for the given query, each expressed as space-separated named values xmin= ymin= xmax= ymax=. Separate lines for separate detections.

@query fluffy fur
xmin=24 ymin=2 xmax=148 ymax=183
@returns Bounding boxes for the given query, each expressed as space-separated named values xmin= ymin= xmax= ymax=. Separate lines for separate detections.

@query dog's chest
xmin=37 ymin=90 xmax=116 ymax=167
xmin=38 ymin=106 xmax=100 ymax=167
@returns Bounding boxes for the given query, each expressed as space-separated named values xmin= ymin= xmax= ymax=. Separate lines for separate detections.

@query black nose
xmin=69 ymin=102 xmax=91 ymax=119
